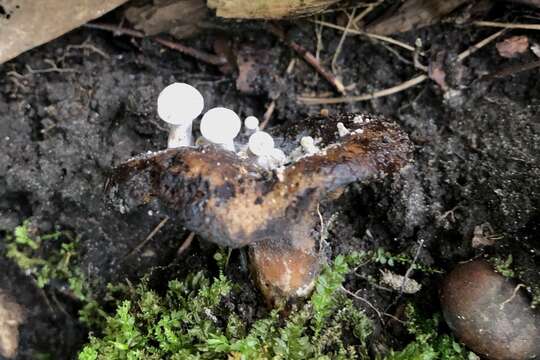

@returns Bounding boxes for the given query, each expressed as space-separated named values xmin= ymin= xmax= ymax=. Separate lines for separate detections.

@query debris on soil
xmin=0 ymin=0 xmax=127 ymax=64
xmin=380 ymin=269 xmax=421 ymax=294
xmin=0 ymin=291 xmax=25 ymax=359
xmin=440 ymin=259 xmax=540 ymax=360
xmin=496 ymin=35 xmax=530 ymax=58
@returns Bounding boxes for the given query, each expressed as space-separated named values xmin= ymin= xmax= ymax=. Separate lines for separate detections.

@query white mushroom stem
xmin=168 ymin=123 xmax=193 ymax=148
xmin=244 ymin=116 xmax=260 ymax=135
xmin=200 ymin=107 xmax=242 ymax=152
xmin=300 ymin=136 xmax=319 ymax=155
xmin=337 ymin=122 xmax=350 ymax=137
xmin=157 ymin=83 xmax=204 ymax=148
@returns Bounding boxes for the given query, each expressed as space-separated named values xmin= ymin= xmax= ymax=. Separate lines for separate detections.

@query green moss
xmin=4 ymin=221 xmax=105 ymax=327
xmin=490 ymin=255 xmax=515 ymax=278
xmin=384 ymin=304 xmax=473 ymax=360
xmin=78 ymin=252 xmax=373 ymax=359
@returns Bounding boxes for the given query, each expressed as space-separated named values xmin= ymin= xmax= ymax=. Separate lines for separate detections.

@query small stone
xmin=440 ymin=260 xmax=540 ymax=360
xmin=0 ymin=291 xmax=25 ymax=359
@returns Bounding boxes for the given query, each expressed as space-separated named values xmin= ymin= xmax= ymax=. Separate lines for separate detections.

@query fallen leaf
xmin=496 ymin=36 xmax=529 ymax=58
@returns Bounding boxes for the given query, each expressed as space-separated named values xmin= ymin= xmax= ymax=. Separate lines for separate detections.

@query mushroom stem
xmin=167 ymin=123 xmax=193 ymax=148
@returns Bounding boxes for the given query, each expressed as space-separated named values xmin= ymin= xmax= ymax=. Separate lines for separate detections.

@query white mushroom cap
xmin=300 ymin=136 xmax=315 ymax=148
xmin=248 ymin=131 xmax=275 ymax=156
xmin=157 ymin=83 xmax=204 ymax=125
xmin=200 ymin=107 xmax=241 ymax=148
xmin=244 ymin=116 xmax=259 ymax=131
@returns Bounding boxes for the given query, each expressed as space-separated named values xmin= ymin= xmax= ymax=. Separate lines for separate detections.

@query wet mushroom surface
xmin=108 ymin=114 xmax=413 ymax=303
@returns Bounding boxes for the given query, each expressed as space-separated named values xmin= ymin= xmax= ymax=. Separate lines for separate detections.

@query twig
xmin=154 ymin=37 xmax=227 ymax=66
xmin=499 ymin=284 xmax=526 ymax=310
xmin=481 ymin=59 xmax=540 ymax=80
xmin=268 ymin=24 xmax=345 ymax=94
xmin=473 ymin=20 xmax=540 ymax=31
xmin=126 ymin=216 xmax=169 ymax=258
xmin=332 ymin=8 xmax=357 ymax=74
xmin=341 ymin=286 xmax=384 ymax=323
xmin=352 ymin=0 xmax=382 ymax=24
xmin=176 ymin=232 xmax=195 ymax=256
xmin=399 ymin=239 xmax=424 ymax=296
xmin=85 ymin=23 xmax=227 ymax=66
xmin=312 ymin=19 xmax=416 ymax=52
xmin=298 ymin=28 xmax=506 ymax=105
xmin=298 ymin=74 xmax=428 ymax=104
xmin=457 ymin=29 xmax=506 ymax=62
xmin=260 ymin=100 xmax=276 ymax=130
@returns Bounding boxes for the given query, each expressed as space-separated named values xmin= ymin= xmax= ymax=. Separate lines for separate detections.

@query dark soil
xmin=0 ymin=2 xmax=539 ymax=358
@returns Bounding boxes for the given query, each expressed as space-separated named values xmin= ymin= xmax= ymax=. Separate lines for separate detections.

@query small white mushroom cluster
xmin=157 ymin=82 xmax=337 ymax=171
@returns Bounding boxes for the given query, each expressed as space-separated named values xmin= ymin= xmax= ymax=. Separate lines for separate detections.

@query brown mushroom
xmin=108 ymin=115 xmax=413 ymax=304
xmin=440 ymin=259 xmax=540 ymax=360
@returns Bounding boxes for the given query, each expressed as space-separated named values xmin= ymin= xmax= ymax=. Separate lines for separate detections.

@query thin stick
xmin=499 ymin=284 xmax=526 ymax=310
xmin=176 ymin=232 xmax=195 ymax=257
xmin=399 ymin=239 xmax=424 ymax=296
xmin=341 ymin=286 xmax=384 ymax=323
xmin=457 ymin=29 xmax=506 ymax=62
xmin=268 ymin=24 xmax=346 ymax=94
xmin=85 ymin=23 xmax=226 ymax=66
xmin=332 ymin=8 xmax=357 ymax=74
xmin=312 ymin=19 xmax=416 ymax=52
xmin=473 ymin=20 xmax=540 ymax=31
xmin=298 ymin=74 xmax=428 ymax=104
xmin=154 ymin=37 xmax=227 ymax=66
xmin=126 ymin=216 xmax=169 ymax=257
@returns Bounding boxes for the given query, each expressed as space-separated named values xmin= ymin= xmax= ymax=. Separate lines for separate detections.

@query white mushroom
xmin=157 ymin=82 xmax=204 ymax=148
xmin=300 ymin=136 xmax=319 ymax=155
xmin=248 ymin=131 xmax=274 ymax=156
xmin=337 ymin=122 xmax=350 ymax=137
xmin=248 ymin=131 xmax=287 ymax=170
xmin=200 ymin=107 xmax=242 ymax=151
xmin=244 ymin=116 xmax=260 ymax=134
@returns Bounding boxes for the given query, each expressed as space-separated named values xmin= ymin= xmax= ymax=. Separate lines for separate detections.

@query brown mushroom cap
xmin=108 ymin=114 xmax=413 ymax=302
xmin=440 ymin=259 xmax=540 ymax=360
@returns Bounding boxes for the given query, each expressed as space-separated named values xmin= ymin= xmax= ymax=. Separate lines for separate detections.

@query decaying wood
xmin=125 ymin=0 xmax=207 ymax=39
xmin=207 ymin=0 xmax=339 ymax=19
xmin=0 ymin=0 xmax=127 ymax=65
xmin=366 ymin=0 xmax=468 ymax=35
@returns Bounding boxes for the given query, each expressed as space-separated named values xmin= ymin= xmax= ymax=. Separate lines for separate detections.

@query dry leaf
xmin=496 ymin=36 xmax=529 ymax=58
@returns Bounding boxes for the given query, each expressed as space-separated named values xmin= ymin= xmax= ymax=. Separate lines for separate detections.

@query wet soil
xmin=0 ymin=3 xmax=539 ymax=358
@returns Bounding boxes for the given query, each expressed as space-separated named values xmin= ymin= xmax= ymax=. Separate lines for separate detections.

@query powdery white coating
xmin=157 ymin=83 xmax=204 ymax=125
xmin=244 ymin=116 xmax=259 ymax=131
xmin=248 ymin=131 xmax=275 ymax=156
xmin=200 ymin=107 xmax=242 ymax=151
